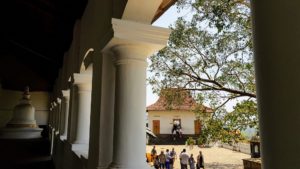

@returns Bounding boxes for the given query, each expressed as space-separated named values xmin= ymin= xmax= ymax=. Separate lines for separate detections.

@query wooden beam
xmin=151 ymin=0 xmax=177 ymax=24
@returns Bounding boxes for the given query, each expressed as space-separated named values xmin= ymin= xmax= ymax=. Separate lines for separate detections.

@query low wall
xmin=52 ymin=136 xmax=86 ymax=169
xmin=148 ymin=134 xmax=199 ymax=145
xmin=219 ymin=142 xmax=251 ymax=155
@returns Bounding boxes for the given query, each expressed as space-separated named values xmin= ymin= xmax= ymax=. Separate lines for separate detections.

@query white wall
xmin=148 ymin=110 xmax=197 ymax=134
xmin=0 ymin=89 xmax=50 ymax=127
xmin=220 ymin=142 xmax=251 ymax=155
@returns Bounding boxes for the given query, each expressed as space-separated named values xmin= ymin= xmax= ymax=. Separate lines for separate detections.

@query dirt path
xmin=146 ymin=145 xmax=250 ymax=169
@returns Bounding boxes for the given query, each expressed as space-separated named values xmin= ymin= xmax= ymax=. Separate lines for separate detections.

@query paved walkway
xmin=0 ymin=138 xmax=54 ymax=169
xmin=146 ymin=145 xmax=250 ymax=169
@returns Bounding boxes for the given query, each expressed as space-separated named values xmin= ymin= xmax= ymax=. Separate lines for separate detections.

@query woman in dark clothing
xmin=154 ymin=156 xmax=160 ymax=169
xmin=189 ymin=154 xmax=196 ymax=169
xmin=196 ymin=151 xmax=204 ymax=169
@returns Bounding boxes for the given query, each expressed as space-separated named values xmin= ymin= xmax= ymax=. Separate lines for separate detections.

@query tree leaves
xmin=149 ymin=0 xmax=254 ymax=107
xmin=149 ymin=0 xmax=257 ymax=142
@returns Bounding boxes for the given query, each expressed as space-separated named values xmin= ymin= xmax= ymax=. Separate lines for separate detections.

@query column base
xmin=108 ymin=162 xmax=151 ymax=169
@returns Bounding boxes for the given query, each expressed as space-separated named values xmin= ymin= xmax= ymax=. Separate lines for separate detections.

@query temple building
xmin=147 ymin=89 xmax=212 ymax=137
xmin=0 ymin=0 xmax=299 ymax=169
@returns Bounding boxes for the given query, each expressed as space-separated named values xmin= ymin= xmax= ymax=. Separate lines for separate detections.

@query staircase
xmin=148 ymin=134 xmax=199 ymax=145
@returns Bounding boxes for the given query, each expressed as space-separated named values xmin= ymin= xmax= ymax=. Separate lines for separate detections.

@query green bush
xmin=186 ymin=137 xmax=195 ymax=145
xmin=197 ymin=136 xmax=207 ymax=145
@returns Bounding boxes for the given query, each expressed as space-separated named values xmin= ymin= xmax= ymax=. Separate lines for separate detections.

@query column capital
xmin=70 ymin=73 xmax=92 ymax=85
xmin=103 ymin=18 xmax=170 ymax=60
xmin=57 ymin=98 xmax=62 ymax=104
xmin=61 ymin=89 xmax=70 ymax=100
xmin=53 ymin=102 xmax=57 ymax=107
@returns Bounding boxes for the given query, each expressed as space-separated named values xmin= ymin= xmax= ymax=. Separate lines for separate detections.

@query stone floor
xmin=0 ymin=138 xmax=54 ymax=169
xmin=146 ymin=145 xmax=250 ymax=169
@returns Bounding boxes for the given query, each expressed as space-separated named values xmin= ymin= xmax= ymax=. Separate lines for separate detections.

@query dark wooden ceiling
xmin=0 ymin=0 xmax=87 ymax=91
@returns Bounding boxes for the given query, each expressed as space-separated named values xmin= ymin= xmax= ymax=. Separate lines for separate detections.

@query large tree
xmin=149 ymin=0 xmax=256 ymax=143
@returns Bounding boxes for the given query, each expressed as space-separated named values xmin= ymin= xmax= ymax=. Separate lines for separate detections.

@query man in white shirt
xmin=179 ymin=149 xmax=189 ymax=169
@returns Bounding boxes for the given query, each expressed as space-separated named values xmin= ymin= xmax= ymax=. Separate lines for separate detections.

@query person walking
xmin=179 ymin=149 xmax=189 ymax=169
xmin=151 ymin=146 xmax=157 ymax=163
xmin=158 ymin=151 xmax=166 ymax=169
xmin=170 ymin=148 xmax=176 ymax=169
xmin=189 ymin=154 xmax=196 ymax=169
xmin=154 ymin=156 xmax=160 ymax=169
xmin=196 ymin=151 xmax=205 ymax=169
xmin=165 ymin=149 xmax=171 ymax=169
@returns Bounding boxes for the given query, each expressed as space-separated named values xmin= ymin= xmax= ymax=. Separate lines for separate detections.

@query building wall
xmin=0 ymin=88 xmax=50 ymax=127
xmin=148 ymin=110 xmax=197 ymax=135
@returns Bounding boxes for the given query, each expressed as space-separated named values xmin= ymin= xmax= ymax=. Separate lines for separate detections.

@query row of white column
xmin=49 ymin=18 xmax=170 ymax=169
xmin=49 ymin=74 xmax=92 ymax=154
xmin=47 ymin=1 xmax=300 ymax=168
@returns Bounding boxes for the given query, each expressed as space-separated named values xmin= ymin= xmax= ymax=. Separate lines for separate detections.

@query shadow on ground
xmin=205 ymin=162 xmax=242 ymax=169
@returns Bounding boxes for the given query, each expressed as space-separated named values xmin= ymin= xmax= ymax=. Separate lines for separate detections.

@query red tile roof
xmin=146 ymin=88 xmax=213 ymax=113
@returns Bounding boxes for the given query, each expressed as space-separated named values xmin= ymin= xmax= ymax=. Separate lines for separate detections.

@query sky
xmin=146 ymin=5 xmax=184 ymax=107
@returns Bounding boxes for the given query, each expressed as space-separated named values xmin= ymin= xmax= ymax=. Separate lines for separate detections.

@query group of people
xmin=150 ymin=146 xmax=205 ymax=169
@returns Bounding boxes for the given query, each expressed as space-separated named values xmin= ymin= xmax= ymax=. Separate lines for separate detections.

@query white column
xmin=107 ymin=18 xmax=170 ymax=169
xmin=88 ymin=51 xmax=116 ymax=169
xmin=53 ymin=101 xmax=58 ymax=132
xmin=52 ymin=102 xmax=56 ymax=129
xmin=50 ymin=102 xmax=56 ymax=155
xmin=251 ymin=1 xmax=300 ymax=169
xmin=98 ymin=52 xmax=116 ymax=169
xmin=60 ymin=90 xmax=70 ymax=140
xmin=49 ymin=105 xmax=53 ymax=127
xmin=50 ymin=126 xmax=55 ymax=155
xmin=111 ymin=45 xmax=148 ymax=169
xmin=56 ymin=98 xmax=62 ymax=135
xmin=49 ymin=105 xmax=54 ymax=155
xmin=87 ymin=53 xmax=103 ymax=169
xmin=67 ymin=83 xmax=77 ymax=143
xmin=71 ymin=73 xmax=92 ymax=150
xmin=51 ymin=105 xmax=55 ymax=128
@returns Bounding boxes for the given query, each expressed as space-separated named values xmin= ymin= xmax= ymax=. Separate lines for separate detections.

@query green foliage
xmin=199 ymin=100 xmax=258 ymax=143
xmin=186 ymin=137 xmax=196 ymax=145
xmin=225 ymin=100 xmax=258 ymax=131
xmin=149 ymin=0 xmax=255 ymax=108
xmin=149 ymin=0 xmax=257 ymax=143
xmin=197 ymin=136 xmax=207 ymax=145
xmin=160 ymin=88 xmax=189 ymax=110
